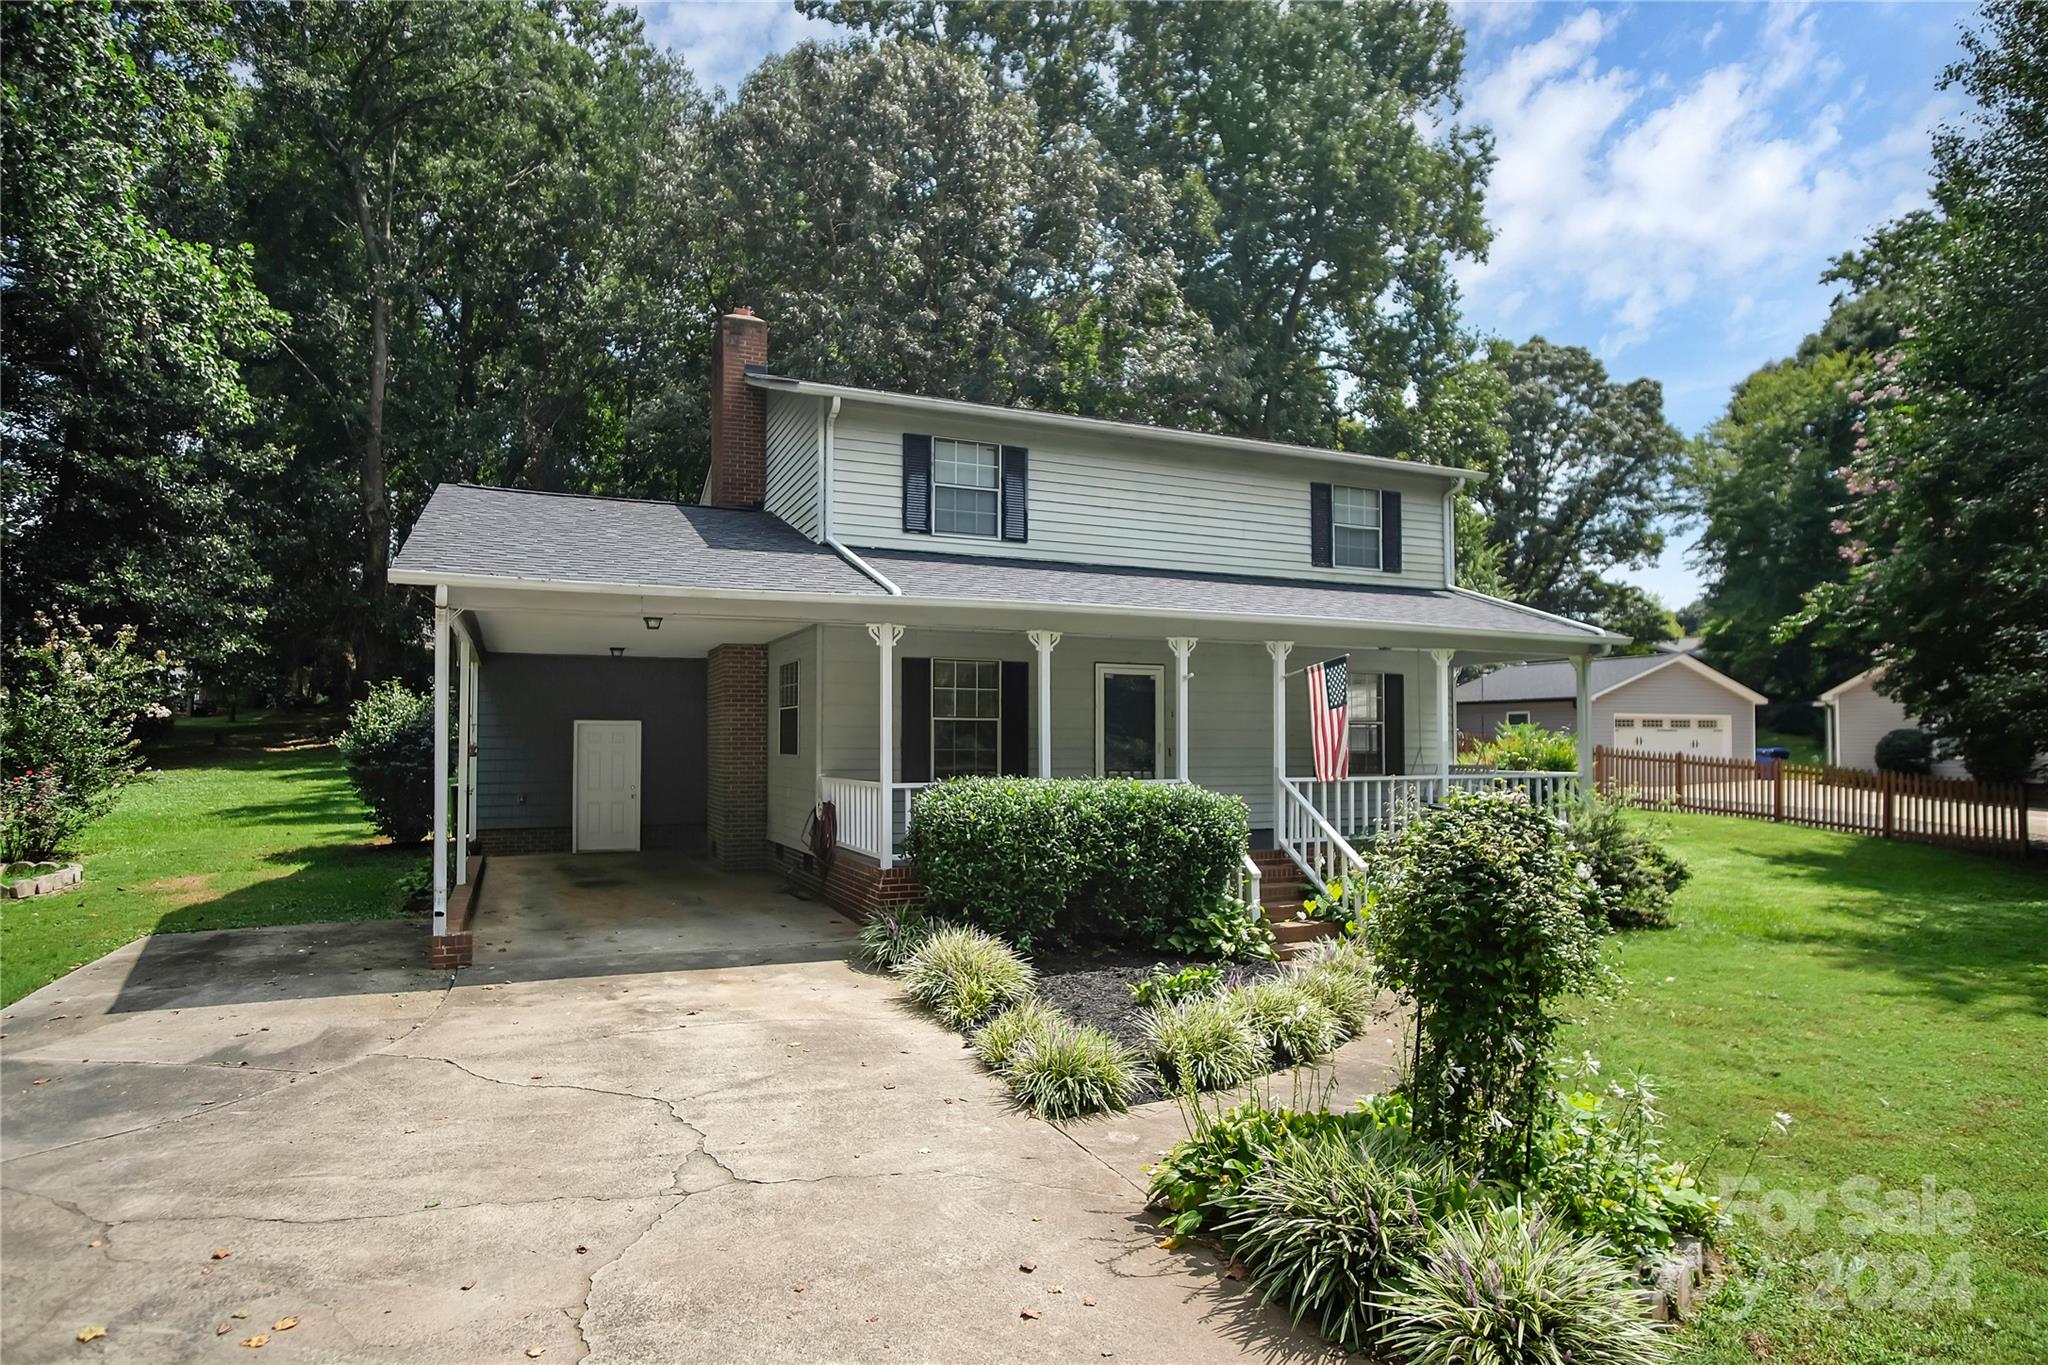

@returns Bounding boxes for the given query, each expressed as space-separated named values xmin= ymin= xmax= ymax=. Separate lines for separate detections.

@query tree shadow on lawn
xmin=1746 ymin=841 xmax=2048 ymax=1018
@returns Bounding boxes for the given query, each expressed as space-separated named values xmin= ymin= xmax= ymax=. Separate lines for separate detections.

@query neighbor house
xmin=392 ymin=311 xmax=1622 ymax=965
xmin=1818 ymin=667 xmax=1969 ymax=777
xmin=1457 ymin=649 xmax=1765 ymax=760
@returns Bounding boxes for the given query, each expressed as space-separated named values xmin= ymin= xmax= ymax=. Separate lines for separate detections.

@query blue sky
xmin=632 ymin=1 xmax=1970 ymax=607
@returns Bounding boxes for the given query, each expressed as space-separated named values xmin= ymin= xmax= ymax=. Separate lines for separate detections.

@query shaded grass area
xmin=1 ymin=714 xmax=422 ymax=1005
xmin=1566 ymin=814 xmax=2047 ymax=1364
xmin=1759 ymin=727 xmax=1826 ymax=766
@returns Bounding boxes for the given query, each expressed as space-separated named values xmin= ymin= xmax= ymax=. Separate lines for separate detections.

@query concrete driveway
xmin=2 ymin=855 xmax=1347 ymax=1364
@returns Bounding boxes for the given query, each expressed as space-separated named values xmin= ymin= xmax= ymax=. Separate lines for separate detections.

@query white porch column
xmin=1167 ymin=638 xmax=1197 ymax=783
xmin=1027 ymin=630 xmax=1060 ymax=777
xmin=1431 ymin=648 xmax=1455 ymax=781
xmin=1265 ymin=640 xmax=1293 ymax=800
xmin=1573 ymin=652 xmax=1594 ymax=791
xmin=868 ymin=623 xmax=904 ymax=869
xmin=455 ymin=630 xmax=473 ymax=885
xmin=431 ymin=586 xmax=450 ymax=936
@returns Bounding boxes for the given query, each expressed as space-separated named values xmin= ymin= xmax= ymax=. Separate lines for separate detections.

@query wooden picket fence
xmin=1593 ymin=746 xmax=2032 ymax=857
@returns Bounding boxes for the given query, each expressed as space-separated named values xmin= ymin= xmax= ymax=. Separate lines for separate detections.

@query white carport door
xmin=1612 ymin=714 xmax=1731 ymax=758
xmin=574 ymin=720 xmax=642 ymax=851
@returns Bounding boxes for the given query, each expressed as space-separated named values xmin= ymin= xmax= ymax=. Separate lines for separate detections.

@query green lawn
xmin=1 ymin=714 xmax=422 ymax=1005
xmin=1568 ymin=814 xmax=2047 ymax=1365
xmin=1759 ymin=727 xmax=1827 ymax=765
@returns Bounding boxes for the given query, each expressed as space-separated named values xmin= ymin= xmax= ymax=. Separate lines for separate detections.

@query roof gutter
xmin=818 ymin=394 xmax=902 ymax=595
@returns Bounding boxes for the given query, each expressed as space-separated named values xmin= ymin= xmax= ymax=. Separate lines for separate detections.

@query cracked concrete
xmin=2 ymin=853 xmax=1341 ymax=1363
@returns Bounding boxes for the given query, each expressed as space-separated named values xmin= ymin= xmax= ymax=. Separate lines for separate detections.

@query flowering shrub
xmin=1 ymin=612 xmax=167 ymax=860
xmin=1529 ymin=1066 xmax=1723 ymax=1259
xmin=1365 ymin=790 xmax=1608 ymax=1180
xmin=1564 ymin=795 xmax=1691 ymax=930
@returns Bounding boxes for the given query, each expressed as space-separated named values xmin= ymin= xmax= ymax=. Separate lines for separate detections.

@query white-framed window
xmin=933 ymin=439 xmax=1000 ymax=537
xmin=778 ymin=661 xmax=800 ymax=755
xmin=1332 ymin=486 xmax=1382 ymax=569
xmin=932 ymin=659 xmax=1001 ymax=777
xmin=1347 ymin=674 xmax=1386 ymax=775
xmin=1505 ymin=710 xmax=1531 ymax=726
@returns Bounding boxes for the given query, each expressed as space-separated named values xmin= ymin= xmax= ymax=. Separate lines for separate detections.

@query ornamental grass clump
xmin=1141 ymin=993 xmax=1265 ymax=1093
xmin=971 ymin=998 xmax=1063 ymax=1072
xmin=856 ymin=906 xmax=954 ymax=971
xmin=1234 ymin=979 xmax=1343 ymax=1065
xmin=896 ymin=925 xmax=1035 ymax=1030
xmin=1290 ymin=937 xmax=1376 ymax=1036
xmin=1376 ymin=1203 xmax=1670 ymax=1365
xmin=1221 ymin=1129 xmax=1476 ymax=1352
xmin=1007 ymin=1022 xmax=1146 ymax=1120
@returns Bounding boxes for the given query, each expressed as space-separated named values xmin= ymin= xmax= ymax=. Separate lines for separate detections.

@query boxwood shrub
xmin=903 ymin=777 xmax=1251 ymax=950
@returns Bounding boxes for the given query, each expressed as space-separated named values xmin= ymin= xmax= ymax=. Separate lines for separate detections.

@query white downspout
xmin=821 ymin=394 xmax=903 ymax=596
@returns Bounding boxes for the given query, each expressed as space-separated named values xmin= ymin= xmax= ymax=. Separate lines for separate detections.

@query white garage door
xmin=1612 ymin=714 xmax=1731 ymax=758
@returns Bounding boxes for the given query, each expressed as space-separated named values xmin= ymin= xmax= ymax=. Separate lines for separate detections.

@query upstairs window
xmin=778 ymin=661 xmax=800 ymax=755
xmin=1332 ymin=486 xmax=1382 ymax=569
xmin=932 ymin=659 xmax=1001 ymax=777
xmin=933 ymin=439 xmax=1000 ymax=537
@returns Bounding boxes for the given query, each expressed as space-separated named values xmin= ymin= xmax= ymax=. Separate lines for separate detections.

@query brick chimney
xmin=705 ymin=308 xmax=769 ymax=508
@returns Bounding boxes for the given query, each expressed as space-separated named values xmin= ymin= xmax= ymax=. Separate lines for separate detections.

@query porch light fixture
xmin=609 ymin=646 xmax=625 ymax=658
xmin=643 ymin=615 xmax=663 ymax=630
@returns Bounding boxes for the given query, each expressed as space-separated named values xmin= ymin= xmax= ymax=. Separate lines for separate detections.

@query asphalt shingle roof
xmin=1457 ymin=653 xmax=1676 ymax=702
xmin=855 ymin=548 xmax=1607 ymax=639
xmin=391 ymin=484 xmax=883 ymax=596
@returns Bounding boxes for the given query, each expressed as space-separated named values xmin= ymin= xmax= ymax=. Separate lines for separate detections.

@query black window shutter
xmin=1000 ymin=446 xmax=1029 ymax=542
xmin=1310 ymin=482 xmax=1333 ymax=567
xmin=1000 ymin=660 xmax=1029 ymax=775
xmin=1382 ymin=491 xmax=1403 ymax=573
xmin=1383 ymin=672 xmax=1406 ymax=775
xmin=901 ymin=657 xmax=932 ymax=781
xmin=902 ymin=434 xmax=932 ymax=533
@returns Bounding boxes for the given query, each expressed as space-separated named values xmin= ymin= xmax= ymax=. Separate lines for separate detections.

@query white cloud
xmin=630 ymin=1 xmax=835 ymax=98
xmin=1450 ymin=1 xmax=1544 ymax=43
xmin=1459 ymin=4 xmax=1935 ymax=353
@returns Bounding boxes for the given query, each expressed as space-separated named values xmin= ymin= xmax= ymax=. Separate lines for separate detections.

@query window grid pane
xmin=1332 ymin=486 xmax=1380 ymax=529
xmin=932 ymin=659 xmax=1002 ymax=777
xmin=1334 ymin=525 xmax=1380 ymax=568
xmin=933 ymin=438 xmax=1001 ymax=537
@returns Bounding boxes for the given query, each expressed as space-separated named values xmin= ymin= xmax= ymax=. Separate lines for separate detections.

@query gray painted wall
xmin=823 ymin=397 xmax=1453 ymax=588
xmin=800 ymin=624 xmax=1451 ymax=841
xmin=1459 ymin=699 xmax=1577 ymax=741
xmin=1826 ymin=678 xmax=1969 ymax=777
xmin=477 ymin=655 xmax=707 ymax=844
xmin=763 ymin=391 xmax=819 ymax=537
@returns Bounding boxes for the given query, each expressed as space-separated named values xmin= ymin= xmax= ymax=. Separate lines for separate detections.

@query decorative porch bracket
xmin=1167 ymin=637 xmax=1197 ymax=784
xmin=1027 ymin=630 xmax=1060 ymax=779
xmin=867 ymin=623 xmax=905 ymax=868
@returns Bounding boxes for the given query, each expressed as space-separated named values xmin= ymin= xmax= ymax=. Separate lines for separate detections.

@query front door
xmin=1095 ymin=665 xmax=1164 ymax=779
xmin=574 ymin=720 xmax=641 ymax=851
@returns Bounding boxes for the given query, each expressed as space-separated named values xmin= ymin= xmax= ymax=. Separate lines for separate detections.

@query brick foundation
xmin=706 ymin=643 xmax=769 ymax=870
xmin=428 ymin=853 xmax=486 ymax=969
xmin=773 ymin=842 xmax=921 ymax=920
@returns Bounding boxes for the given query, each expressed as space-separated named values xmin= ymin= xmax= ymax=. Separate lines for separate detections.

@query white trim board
xmin=1591 ymin=652 xmax=1767 ymax=706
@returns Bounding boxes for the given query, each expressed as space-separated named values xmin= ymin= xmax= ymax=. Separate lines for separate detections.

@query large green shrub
xmin=1875 ymin=727 xmax=1934 ymax=775
xmin=1564 ymin=796 xmax=1692 ymax=929
xmin=903 ymin=777 xmax=1250 ymax=950
xmin=1377 ymin=1203 xmax=1670 ymax=1365
xmin=1 ymin=612 xmax=167 ymax=860
xmin=337 ymin=682 xmax=434 ymax=844
xmin=1463 ymin=721 xmax=1579 ymax=772
xmin=1365 ymin=790 xmax=1608 ymax=1180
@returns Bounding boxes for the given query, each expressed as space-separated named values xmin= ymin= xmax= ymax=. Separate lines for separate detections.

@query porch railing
xmin=1276 ymin=779 xmax=1372 ymax=920
xmin=1284 ymin=771 xmax=1578 ymax=842
xmin=1231 ymin=850 xmax=1262 ymax=911
xmin=817 ymin=776 xmax=934 ymax=865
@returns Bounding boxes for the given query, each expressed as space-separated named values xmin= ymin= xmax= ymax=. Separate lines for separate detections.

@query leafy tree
xmin=806 ymin=1 xmax=1493 ymax=447
xmin=1689 ymin=351 xmax=1865 ymax=710
xmin=699 ymin=39 xmax=1205 ymax=419
xmin=2 ymin=0 xmax=281 ymax=673
xmin=1807 ymin=0 xmax=2048 ymax=781
xmin=1474 ymin=338 xmax=1684 ymax=637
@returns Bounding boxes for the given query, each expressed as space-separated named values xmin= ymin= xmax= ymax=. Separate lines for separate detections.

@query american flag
xmin=1305 ymin=656 xmax=1350 ymax=782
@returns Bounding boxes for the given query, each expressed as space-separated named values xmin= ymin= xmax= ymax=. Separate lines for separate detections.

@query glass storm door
xmin=1095 ymin=665 xmax=1164 ymax=779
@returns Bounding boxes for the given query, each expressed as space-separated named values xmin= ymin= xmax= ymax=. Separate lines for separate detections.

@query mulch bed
xmin=1030 ymin=947 xmax=1284 ymax=1104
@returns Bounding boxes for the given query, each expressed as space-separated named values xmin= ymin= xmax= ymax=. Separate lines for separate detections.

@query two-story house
xmin=393 ymin=310 xmax=1620 ymax=964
